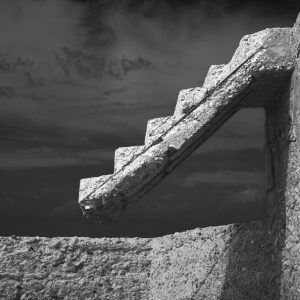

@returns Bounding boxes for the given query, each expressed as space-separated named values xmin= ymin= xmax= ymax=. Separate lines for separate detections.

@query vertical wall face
xmin=0 ymin=237 xmax=153 ymax=299
xmin=214 ymin=20 xmax=300 ymax=299
xmin=279 ymin=18 xmax=300 ymax=297
xmin=149 ymin=18 xmax=300 ymax=299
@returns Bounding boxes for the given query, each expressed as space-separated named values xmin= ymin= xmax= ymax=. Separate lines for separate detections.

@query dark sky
xmin=0 ymin=0 xmax=299 ymax=237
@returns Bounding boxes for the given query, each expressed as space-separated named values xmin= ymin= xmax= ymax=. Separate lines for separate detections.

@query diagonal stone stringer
xmin=79 ymin=26 xmax=294 ymax=223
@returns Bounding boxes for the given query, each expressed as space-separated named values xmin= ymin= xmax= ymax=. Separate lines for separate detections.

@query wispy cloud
xmin=226 ymin=186 xmax=266 ymax=204
xmin=0 ymin=0 xmax=87 ymax=60
xmin=55 ymin=47 xmax=155 ymax=80
xmin=0 ymin=148 xmax=113 ymax=170
xmin=51 ymin=199 xmax=81 ymax=218
xmin=180 ymin=170 xmax=265 ymax=188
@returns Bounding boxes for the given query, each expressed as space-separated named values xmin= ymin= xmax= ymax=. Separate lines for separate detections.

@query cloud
xmin=51 ymin=199 xmax=81 ymax=218
xmin=102 ymin=86 xmax=129 ymax=96
xmin=0 ymin=196 xmax=18 ymax=213
xmin=55 ymin=47 xmax=155 ymax=80
xmin=0 ymin=148 xmax=113 ymax=170
xmin=0 ymin=85 xmax=17 ymax=98
xmin=180 ymin=170 xmax=265 ymax=188
xmin=0 ymin=0 xmax=87 ymax=60
xmin=134 ymin=193 xmax=193 ymax=214
xmin=192 ymin=108 xmax=265 ymax=154
xmin=193 ymin=136 xmax=264 ymax=154
xmin=228 ymin=187 xmax=266 ymax=204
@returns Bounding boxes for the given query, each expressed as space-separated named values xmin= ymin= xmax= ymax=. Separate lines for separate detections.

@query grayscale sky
xmin=0 ymin=0 xmax=299 ymax=237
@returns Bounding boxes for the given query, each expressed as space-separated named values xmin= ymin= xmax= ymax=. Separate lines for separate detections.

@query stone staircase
xmin=79 ymin=26 xmax=293 ymax=223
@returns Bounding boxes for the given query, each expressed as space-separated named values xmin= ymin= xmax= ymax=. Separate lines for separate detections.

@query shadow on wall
xmin=219 ymin=90 xmax=289 ymax=298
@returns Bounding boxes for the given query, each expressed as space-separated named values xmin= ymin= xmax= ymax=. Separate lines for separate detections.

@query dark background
xmin=0 ymin=0 xmax=299 ymax=237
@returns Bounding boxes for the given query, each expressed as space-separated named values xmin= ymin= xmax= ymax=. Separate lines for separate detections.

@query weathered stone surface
xmin=144 ymin=116 xmax=176 ymax=146
xmin=1 ymin=13 xmax=300 ymax=300
xmin=174 ymin=87 xmax=205 ymax=116
xmin=0 ymin=226 xmax=239 ymax=300
xmin=114 ymin=146 xmax=146 ymax=172
xmin=0 ymin=236 xmax=152 ymax=300
xmin=79 ymin=175 xmax=111 ymax=208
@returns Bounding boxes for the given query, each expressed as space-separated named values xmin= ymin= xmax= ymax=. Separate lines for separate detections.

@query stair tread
xmin=203 ymin=64 xmax=227 ymax=89
xmin=145 ymin=116 xmax=175 ymax=146
xmin=174 ymin=87 xmax=206 ymax=116
xmin=79 ymin=175 xmax=111 ymax=203
xmin=114 ymin=146 xmax=145 ymax=172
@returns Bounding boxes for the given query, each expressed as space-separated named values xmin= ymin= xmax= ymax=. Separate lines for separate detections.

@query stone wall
xmin=0 ymin=15 xmax=299 ymax=300
xmin=0 ymin=236 xmax=152 ymax=299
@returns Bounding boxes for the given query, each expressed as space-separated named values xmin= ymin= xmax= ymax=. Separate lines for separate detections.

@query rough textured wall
xmin=0 ymin=236 xmax=152 ymax=299
xmin=0 ymin=226 xmax=242 ymax=300
xmin=1 ymin=15 xmax=300 ymax=300
xmin=279 ymin=15 xmax=300 ymax=297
